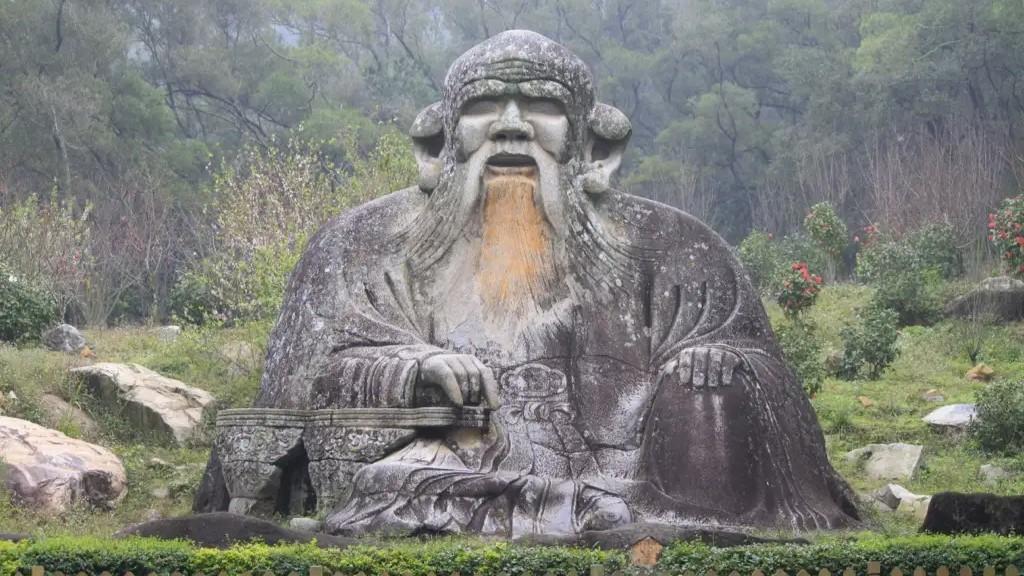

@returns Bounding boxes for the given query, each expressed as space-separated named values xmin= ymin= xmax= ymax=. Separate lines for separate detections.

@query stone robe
xmin=253 ymin=185 xmax=858 ymax=536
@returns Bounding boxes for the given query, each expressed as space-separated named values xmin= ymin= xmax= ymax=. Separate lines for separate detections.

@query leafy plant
xmin=989 ymin=195 xmax=1024 ymax=277
xmin=0 ymin=262 xmax=57 ymax=344
xmin=738 ymin=230 xmax=781 ymax=294
xmin=776 ymin=318 xmax=825 ymax=396
xmin=970 ymin=379 xmax=1024 ymax=455
xmin=777 ymin=262 xmax=823 ymax=318
xmin=856 ymin=233 xmax=944 ymax=326
xmin=837 ymin=302 xmax=900 ymax=380
xmin=805 ymin=201 xmax=849 ymax=258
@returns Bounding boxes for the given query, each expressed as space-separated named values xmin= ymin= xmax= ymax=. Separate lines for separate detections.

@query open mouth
xmin=485 ymin=153 xmax=537 ymax=179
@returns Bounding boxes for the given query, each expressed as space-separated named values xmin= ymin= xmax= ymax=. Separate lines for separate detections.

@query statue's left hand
xmin=658 ymin=346 xmax=746 ymax=389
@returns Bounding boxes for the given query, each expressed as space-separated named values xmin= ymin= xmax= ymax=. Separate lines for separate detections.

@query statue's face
xmin=454 ymin=94 xmax=570 ymax=166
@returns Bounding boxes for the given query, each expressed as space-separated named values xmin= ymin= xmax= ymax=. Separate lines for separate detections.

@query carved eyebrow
xmin=517 ymin=80 xmax=572 ymax=104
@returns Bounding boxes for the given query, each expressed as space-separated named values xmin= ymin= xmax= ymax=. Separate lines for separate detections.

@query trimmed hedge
xmin=1 ymin=534 xmax=1022 ymax=576
xmin=660 ymin=535 xmax=1024 ymax=574
xmin=0 ymin=538 xmax=627 ymax=576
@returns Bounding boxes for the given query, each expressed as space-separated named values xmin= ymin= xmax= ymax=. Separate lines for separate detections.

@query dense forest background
xmin=2 ymin=0 xmax=1023 ymax=324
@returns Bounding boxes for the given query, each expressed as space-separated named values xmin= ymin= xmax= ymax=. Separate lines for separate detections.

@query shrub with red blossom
xmin=777 ymin=262 xmax=823 ymax=318
xmin=989 ymin=196 xmax=1024 ymax=277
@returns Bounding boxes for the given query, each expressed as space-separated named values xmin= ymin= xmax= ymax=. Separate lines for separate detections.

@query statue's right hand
xmin=418 ymin=354 xmax=501 ymax=409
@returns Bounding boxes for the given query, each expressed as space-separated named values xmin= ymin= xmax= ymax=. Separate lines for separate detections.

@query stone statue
xmin=198 ymin=30 xmax=858 ymax=537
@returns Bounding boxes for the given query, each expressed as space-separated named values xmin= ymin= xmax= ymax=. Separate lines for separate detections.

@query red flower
xmin=1015 ymin=236 xmax=1024 ymax=247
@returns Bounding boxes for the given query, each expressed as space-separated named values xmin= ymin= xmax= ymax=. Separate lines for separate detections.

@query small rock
xmin=857 ymin=396 xmax=876 ymax=408
xmin=37 ymin=394 xmax=99 ymax=438
xmin=922 ymin=404 xmax=977 ymax=432
xmin=921 ymin=389 xmax=945 ymax=403
xmin=42 ymin=324 xmax=85 ymax=353
xmin=980 ymin=464 xmax=1016 ymax=485
xmin=873 ymin=483 xmax=918 ymax=510
xmin=150 ymin=486 xmax=171 ymax=499
xmin=845 ymin=443 xmax=924 ymax=481
xmin=896 ymin=494 xmax=932 ymax=520
xmin=288 ymin=517 xmax=322 ymax=532
xmin=154 ymin=326 xmax=182 ymax=342
xmin=147 ymin=457 xmax=172 ymax=469
xmin=966 ymin=363 xmax=995 ymax=381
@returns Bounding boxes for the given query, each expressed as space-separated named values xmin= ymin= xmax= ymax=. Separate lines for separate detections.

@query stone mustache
xmin=197 ymin=30 xmax=859 ymax=537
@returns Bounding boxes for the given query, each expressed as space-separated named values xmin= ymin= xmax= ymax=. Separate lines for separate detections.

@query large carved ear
xmin=409 ymin=102 xmax=444 ymax=193
xmin=582 ymin=103 xmax=632 ymax=195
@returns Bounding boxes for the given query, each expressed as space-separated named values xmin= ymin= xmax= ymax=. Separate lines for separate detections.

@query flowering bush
xmin=804 ymin=202 xmax=848 ymax=257
xmin=777 ymin=262 xmax=823 ymax=318
xmin=989 ymin=196 xmax=1024 ymax=277
xmin=0 ymin=262 xmax=57 ymax=343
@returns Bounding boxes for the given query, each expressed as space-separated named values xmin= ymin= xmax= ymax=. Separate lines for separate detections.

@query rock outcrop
xmin=38 ymin=394 xmax=99 ymax=438
xmin=922 ymin=404 xmax=976 ymax=433
xmin=42 ymin=324 xmax=85 ymax=353
xmin=845 ymin=443 xmax=924 ymax=481
xmin=0 ymin=416 xmax=126 ymax=512
xmin=946 ymin=276 xmax=1024 ymax=322
xmin=72 ymin=363 xmax=214 ymax=445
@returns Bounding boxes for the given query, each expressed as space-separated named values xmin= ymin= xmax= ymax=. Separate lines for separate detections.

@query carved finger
xmin=708 ymin=349 xmax=723 ymax=388
xmin=692 ymin=348 xmax=708 ymax=388
xmin=677 ymin=350 xmax=693 ymax=385
xmin=457 ymin=356 xmax=481 ymax=405
xmin=433 ymin=360 xmax=465 ymax=407
xmin=721 ymin=352 xmax=740 ymax=387
xmin=477 ymin=360 xmax=501 ymax=409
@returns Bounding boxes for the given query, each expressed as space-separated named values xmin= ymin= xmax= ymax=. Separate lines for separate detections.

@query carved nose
xmin=488 ymin=102 xmax=534 ymax=142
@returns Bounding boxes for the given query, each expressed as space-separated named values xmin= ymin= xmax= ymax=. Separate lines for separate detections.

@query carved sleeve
xmin=310 ymin=344 xmax=445 ymax=409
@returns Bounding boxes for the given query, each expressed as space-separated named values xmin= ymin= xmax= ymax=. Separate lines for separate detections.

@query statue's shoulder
xmin=604 ymin=191 xmax=730 ymax=253
xmin=311 ymin=186 xmax=425 ymax=255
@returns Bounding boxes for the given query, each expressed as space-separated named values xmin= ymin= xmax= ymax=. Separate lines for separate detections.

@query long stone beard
xmin=476 ymin=169 xmax=559 ymax=321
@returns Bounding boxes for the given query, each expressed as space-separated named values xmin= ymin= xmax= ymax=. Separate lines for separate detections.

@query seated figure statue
xmin=207 ymin=30 xmax=859 ymax=537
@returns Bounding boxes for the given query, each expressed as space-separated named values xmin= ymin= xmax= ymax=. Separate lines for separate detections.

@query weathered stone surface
xmin=288 ymin=517 xmax=322 ymax=532
xmin=0 ymin=416 xmax=126 ymax=511
xmin=72 ymin=363 xmax=214 ymax=445
xmin=873 ymin=483 xmax=931 ymax=519
xmin=845 ymin=443 xmax=924 ymax=480
xmin=946 ymin=276 xmax=1024 ymax=322
xmin=154 ymin=325 xmax=182 ymax=341
xmin=921 ymin=492 xmax=1024 ymax=535
xmin=38 ymin=394 xmax=99 ymax=437
xmin=922 ymin=404 xmax=976 ymax=432
xmin=979 ymin=464 xmax=1017 ymax=485
xmin=201 ymin=29 xmax=857 ymax=537
xmin=42 ymin=323 xmax=85 ymax=353
xmin=114 ymin=512 xmax=355 ymax=548
xmin=921 ymin=389 xmax=945 ymax=403
xmin=966 ymin=363 xmax=995 ymax=381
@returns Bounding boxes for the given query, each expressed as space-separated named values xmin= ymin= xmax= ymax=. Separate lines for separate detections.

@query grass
xmin=2 ymin=284 xmax=1024 ymax=539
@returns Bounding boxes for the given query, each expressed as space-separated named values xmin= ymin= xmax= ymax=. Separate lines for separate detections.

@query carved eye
xmin=525 ymin=98 xmax=564 ymax=116
xmin=462 ymin=99 xmax=500 ymax=116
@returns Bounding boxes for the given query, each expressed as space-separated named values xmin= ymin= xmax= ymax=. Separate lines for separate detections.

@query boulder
xmin=38 ymin=394 xmax=99 ymax=438
xmin=921 ymin=492 xmax=1024 ymax=535
xmin=946 ymin=276 xmax=1024 ymax=322
xmin=845 ymin=443 xmax=924 ymax=481
xmin=154 ymin=326 xmax=182 ymax=342
xmin=0 ymin=416 xmax=126 ymax=512
xmin=922 ymin=404 xmax=976 ymax=432
xmin=979 ymin=464 xmax=1016 ymax=485
xmin=42 ymin=324 xmax=85 ymax=353
xmin=72 ymin=363 xmax=215 ymax=445
xmin=288 ymin=517 xmax=322 ymax=532
xmin=115 ymin=513 xmax=355 ymax=548
xmin=921 ymin=389 xmax=945 ymax=403
xmin=966 ymin=363 xmax=995 ymax=382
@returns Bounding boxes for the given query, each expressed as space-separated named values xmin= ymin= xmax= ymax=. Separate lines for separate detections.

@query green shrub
xmin=776 ymin=318 xmax=825 ymax=396
xmin=970 ymin=379 xmax=1024 ymax=455
xmin=660 ymin=534 xmax=1024 ymax=574
xmin=837 ymin=302 xmax=900 ymax=380
xmin=804 ymin=201 xmax=849 ymax=259
xmin=738 ymin=230 xmax=780 ymax=294
xmin=856 ymin=236 xmax=943 ymax=326
xmin=907 ymin=222 xmax=962 ymax=279
xmin=0 ymin=262 xmax=57 ymax=343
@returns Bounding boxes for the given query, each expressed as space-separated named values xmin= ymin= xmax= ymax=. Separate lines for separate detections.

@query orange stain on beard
xmin=477 ymin=169 xmax=557 ymax=320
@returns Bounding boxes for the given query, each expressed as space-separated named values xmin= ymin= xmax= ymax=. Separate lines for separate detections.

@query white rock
xmin=0 ymin=416 xmax=126 ymax=512
xmin=154 ymin=326 xmax=182 ymax=341
xmin=845 ymin=443 xmax=924 ymax=481
xmin=72 ymin=363 xmax=215 ymax=445
xmin=896 ymin=494 xmax=932 ymax=520
xmin=288 ymin=517 xmax=322 ymax=532
xmin=980 ymin=464 xmax=1016 ymax=484
xmin=922 ymin=404 xmax=977 ymax=431
xmin=42 ymin=324 xmax=85 ymax=353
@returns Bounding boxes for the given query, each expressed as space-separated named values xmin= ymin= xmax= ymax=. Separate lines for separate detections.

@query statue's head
xmin=410 ymin=30 xmax=632 ymax=198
